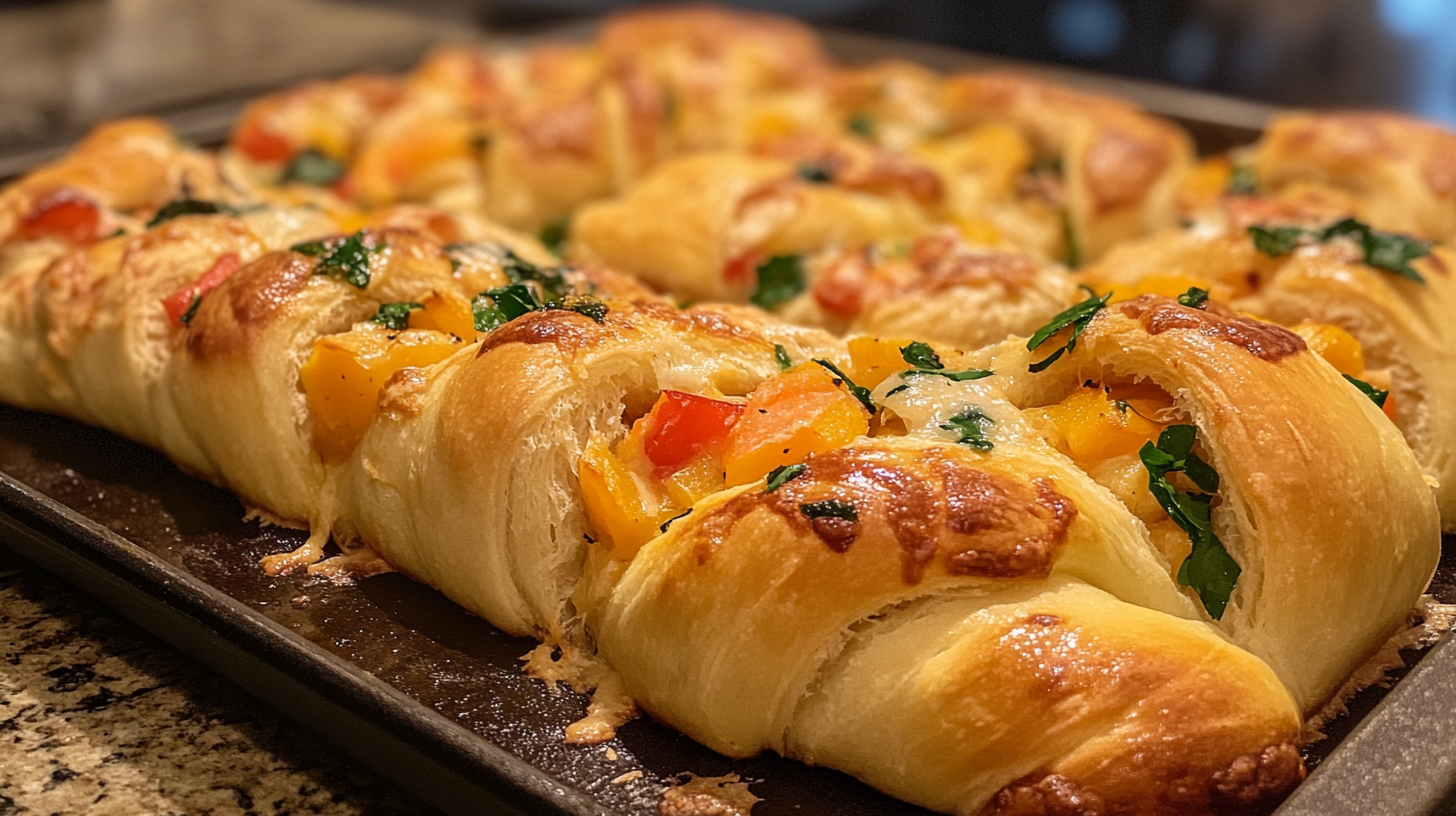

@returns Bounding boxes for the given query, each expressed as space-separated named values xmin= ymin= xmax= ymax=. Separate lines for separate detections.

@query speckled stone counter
xmin=0 ymin=548 xmax=434 ymax=815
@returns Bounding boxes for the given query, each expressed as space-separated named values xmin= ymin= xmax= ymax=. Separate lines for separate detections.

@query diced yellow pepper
xmin=1290 ymin=322 xmax=1365 ymax=377
xmin=662 ymin=455 xmax=726 ymax=509
xmin=301 ymin=326 xmax=463 ymax=461
xmin=1039 ymin=387 xmax=1165 ymax=462
xmin=722 ymin=364 xmax=870 ymax=486
xmin=847 ymin=335 xmax=915 ymax=389
xmin=1179 ymin=156 xmax=1233 ymax=206
xmin=952 ymin=216 xmax=1001 ymax=246
xmin=409 ymin=291 xmax=477 ymax=339
xmin=578 ymin=433 xmax=671 ymax=560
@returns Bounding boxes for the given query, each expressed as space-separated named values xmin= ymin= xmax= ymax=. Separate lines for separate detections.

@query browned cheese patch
xmin=982 ymin=773 xmax=1104 ymax=816
xmin=908 ymin=233 xmax=1044 ymax=294
xmin=689 ymin=447 xmax=1076 ymax=585
xmin=184 ymin=251 xmax=313 ymax=360
xmin=1118 ymin=295 xmax=1306 ymax=363
xmin=1209 ymin=742 xmax=1306 ymax=814
xmin=1084 ymin=126 xmax=1171 ymax=213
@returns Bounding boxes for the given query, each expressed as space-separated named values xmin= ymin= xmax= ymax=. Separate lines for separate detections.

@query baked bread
xmin=0 ymin=8 xmax=1448 ymax=815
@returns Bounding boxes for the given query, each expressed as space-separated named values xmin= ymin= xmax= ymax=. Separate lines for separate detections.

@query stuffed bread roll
xmin=1078 ymin=195 xmax=1456 ymax=527
xmin=1249 ymin=111 xmax=1456 ymax=243
xmin=777 ymin=227 xmax=1081 ymax=350
xmin=936 ymin=72 xmax=1195 ymax=264
xmin=331 ymin=300 xmax=845 ymax=640
xmin=972 ymin=293 xmax=1440 ymax=711
xmin=584 ymin=366 xmax=1303 ymax=815
xmin=570 ymin=151 xmax=932 ymax=303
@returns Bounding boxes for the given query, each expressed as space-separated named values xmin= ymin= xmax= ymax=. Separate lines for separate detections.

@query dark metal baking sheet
xmin=1 ymin=25 xmax=1453 ymax=816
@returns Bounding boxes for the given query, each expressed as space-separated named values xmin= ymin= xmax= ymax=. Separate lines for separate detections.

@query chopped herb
xmin=472 ymin=283 xmax=541 ymax=331
xmin=1139 ymin=425 xmax=1238 ymax=619
xmin=1028 ymin=156 xmax=1063 ymax=176
xmin=799 ymin=500 xmax=858 ymax=522
xmin=1177 ymin=287 xmax=1209 ymax=310
xmin=1060 ymin=209 xmax=1080 ymax=268
xmin=660 ymin=509 xmax=691 ymax=533
xmin=314 ymin=230 xmax=383 ymax=289
xmin=1344 ymin=374 xmax=1390 ymax=409
xmin=289 ymin=239 xmax=332 ymax=256
xmin=899 ymin=341 xmax=942 ymax=370
xmin=538 ymin=218 xmax=570 ymax=258
xmin=765 ymin=463 xmax=806 ymax=492
xmin=147 ymin=199 xmax=236 ymax=228
xmin=179 ymin=296 xmax=202 ymax=327
xmin=107 ymin=227 xmax=126 ymax=239
xmin=751 ymin=255 xmax=806 ymax=311
xmin=1026 ymin=286 xmax=1111 ymax=373
xmin=939 ymin=406 xmax=995 ymax=451
xmin=847 ymin=114 xmax=875 ymax=138
xmin=1227 ymin=164 xmax=1258 ymax=195
xmin=554 ymin=294 xmax=609 ymax=324
xmin=795 ymin=161 xmax=834 ymax=184
xmin=774 ymin=343 xmax=794 ymax=371
xmin=501 ymin=250 xmax=570 ymax=303
xmin=812 ymin=359 xmax=876 ymax=414
xmin=1248 ymin=224 xmax=1307 ymax=257
xmin=1322 ymin=218 xmax=1430 ymax=283
xmin=470 ymin=134 xmax=491 ymax=153
xmin=369 ymin=302 xmax=424 ymax=331
xmin=1248 ymin=218 xmax=1430 ymax=284
xmin=894 ymin=341 xmax=992 ymax=383
xmin=281 ymin=148 xmax=345 ymax=186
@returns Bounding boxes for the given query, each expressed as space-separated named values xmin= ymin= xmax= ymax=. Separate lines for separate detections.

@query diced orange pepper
xmin=301 ymin=326 xmax=464 ymax=461
xmin=233 ymin=111 xmax=295 ymax=164
xmin=1179 ymin=156 xmax=1232 ymax=206
xmin=408 ymin=291 xmax=477 ymax=339
xmin=578 ymin=433 xmax=673 ymax=560
xmin=722 ymin=364 xmax=870 ymax=486
xmin=952 ymin=216 xmax=1001 ymax=246
xmin=1289 ymin=322 xmax=1365 ymax=377
xmin=1040 ymin=387 xmax=1166 ymax=462
xmin=848 ymin=336 xmax=915 ymax=390
xmin=1383 ymin=389 xmax=1398 ymax=423
xmin=1102 ymin=273 xmax=1211 ymax=304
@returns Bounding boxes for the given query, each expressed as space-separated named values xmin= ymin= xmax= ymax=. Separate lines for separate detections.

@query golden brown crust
xmin=1117 ymin=296 xmax=1306 ymax=362
xmin=184 ymin=251 xmax=314 ymax=361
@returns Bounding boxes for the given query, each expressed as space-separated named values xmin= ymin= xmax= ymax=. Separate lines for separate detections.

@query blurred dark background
xmin=2 ymin=0 xmax=1454 ymax=165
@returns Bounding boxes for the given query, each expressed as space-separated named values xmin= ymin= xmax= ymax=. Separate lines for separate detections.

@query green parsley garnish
xmin=502 ymin=251 xmax=570 ymax=302
xmin=147 ymin=199 xmax=236 ymax=228
xmin=900 ymin=341 xmax=941 ymax=370
xmin=1177 ymin=287 xmax=1209 ymax=309
xmin=812 ymin=359 xmax=876 ymax=414
xmin=795 ymin=162 xmax=834 ymax=184
xmin=1139 ymin=425 xmax=1238 ymax=619
xmin=799 ymin=500 xmax=858 ymax=522
xmin=538 ymin=218 xmax=570 ymax=258
xmin=281 ymin=148 xmax=345 ymax=186
xmin=1248 ymin=218 xmax=1430 ymax=283
xmin=1247 ymin=224 xmax=1307 ymax=257
xmin=939 ymin=406 xmax=995 ymax=451
xmin=765 ymin=463 xmax=806 ymax=492
xmin=1026 ymin=287 xmax=1111 ymax=373
xmin=1060 ymin=209 xmax=1081 ymax=268
xmin=750 ymin=255 xmax=806 ymax=311
xmin=1344 ymin=374 xmax=1390 ymax=409
xmin=774 ymin=343 xmax=794 ymax=371
xmin=554 ymin=294 xmax=609 ymax=323
xmin=290 ymin=239 xmax=331 ymax=256
xmin=369 ymin=302 xmax=424 ymax=331
xmin=1227 ymin=164 xmax=1257 ymax=195
xmin=314 ymin=230 xmax=383 ymax=288
xmin=179 ymin=295 xmax=203 ymax=327
xmin=847 ymin=114 xmax=875 ymax=138
xmin=472 ymin=283 xmax=540 ymax=331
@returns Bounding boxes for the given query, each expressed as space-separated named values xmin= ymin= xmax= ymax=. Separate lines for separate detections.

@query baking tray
xmin=3 ymin=26 xmax=1456 ymax=816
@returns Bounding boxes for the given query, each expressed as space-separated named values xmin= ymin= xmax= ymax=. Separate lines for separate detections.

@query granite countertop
xmin=0 ymin=547 xmax=435 ymax=816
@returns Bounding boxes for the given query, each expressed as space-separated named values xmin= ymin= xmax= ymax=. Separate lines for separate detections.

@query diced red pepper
xmin=233 ymin=114 xmax=295 ymax=164
xmin=20 ymin=189 xmax=101 ymax=244
xmin=161 ymin=253 xmax=243 ymax=326
xmin=811 ymin=252 xmax=869 ymax=317
xmin=642 ymin=390 xmax=744 ymax=472
xmin=722 ymin=250 xmax=763 ymax=284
